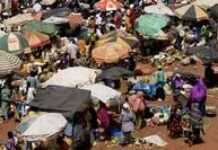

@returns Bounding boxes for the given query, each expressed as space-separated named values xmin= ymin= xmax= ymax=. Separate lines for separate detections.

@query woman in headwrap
xmin=188 ymin=78 xmax=207 ymax=115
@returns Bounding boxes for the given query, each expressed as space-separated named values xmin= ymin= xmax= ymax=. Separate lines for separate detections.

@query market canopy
xmin=24 ymin=31 xmax=50 ymax=48
xmin=94 ymin=0 xmax=123 ymax=11
xmin=144 ymin=2 xmax=175 ymax=16
xmin=0 ymin=32 xmax=30 ymax=54
xmin=0 ymin=51 xmax=22 ymax=77
xmin=187 ymin=45 xmax=218 ymax=63
xmin=43 ymin=66 xmax=100 ymax=88
xmin=67 ymin=13 xmax=84 ymax=30
xmin=41 ymin=0 xmax=57 ymax=6
xmin=43 ymin=16 xmax=69 ymax=24
xmin=16 ymin=113 xmax=67 ymax=141
xmin=96 ymin=30 xmax=139 ymax=48
xmin=175 ymin=4 xmax=209 ymax=21
xmin=92 ymin=40 xmax=131 ymax=64
xmin=209 ymin=4 xmax=218 ymax=19
xmin=23 ymin=20 xmax=58 ymax=36
xmin=97 ymin=67 xmax=133 ymax=80
xmin=81 ymin=83 xmax=121 ymax=105
xmin=3 ymin=13 xmax=34 ymax=26
xmin=193 ymin=0 xmax=218 ymax=10
xmin=30 ymin=86 xmax=91 ymax=117
xmin=42 ymin=7 xmax=71 ymax=19
xmin=135 ymin=14 xmax=169 ymax=39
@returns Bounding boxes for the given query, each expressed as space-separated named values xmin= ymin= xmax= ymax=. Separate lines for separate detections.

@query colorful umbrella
xmin=175 ymin=5 xmax=208 ymax=21
xmin=0 ymin=51 xmax=21 ymax=77
xmin=96 ymin=30 xmax=139 ymax=48
xmin=135 ymin=14 xmax=169 ymax=39
xmin=23 ymin=20 xmax=58 ymax=36
xmin=94 ymin=0 xmax=123 ymax=11
xmin=24 ymin=31 xmax=50 ymax=48
xmin=92 ymin=42 xmax=131 ymax=64
xmin=0 ymin=33 xmax=30 ymax=54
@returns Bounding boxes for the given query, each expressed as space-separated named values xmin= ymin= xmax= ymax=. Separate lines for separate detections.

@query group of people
xmin=0 ymin=0 xmax=217 ymax=149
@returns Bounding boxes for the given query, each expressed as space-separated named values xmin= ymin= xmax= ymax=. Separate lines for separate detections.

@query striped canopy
xmin=0 ymin=51 xmax=21 ymax=77
xmin=24 ymin=31 xmax=50 ymax=48
xmin=0 ymin=32 xmax=30 ymax=54
xmin=92 ymin=41 xmax=131 ymax=64
xmin=175 ymin=5 xmax=209 ymax=21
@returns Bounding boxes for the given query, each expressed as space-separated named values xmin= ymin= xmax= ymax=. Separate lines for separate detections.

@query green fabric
xmin=0 ymin=33 xmax=29 ymax=54
xmin=135 ymin=14 xmax=169 ymax=38
xmin=23 ymin=21 xmax=58 ymax=36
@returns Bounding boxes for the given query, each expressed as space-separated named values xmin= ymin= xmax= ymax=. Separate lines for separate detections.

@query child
xmin=167 ymin=104 xmax=183 ymax=138
xmin=181 ymin=112 xmax=192 ymax=144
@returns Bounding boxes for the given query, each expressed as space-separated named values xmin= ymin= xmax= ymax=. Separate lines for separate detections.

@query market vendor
xmin=153 ymin=65 xmax=166 ymax=101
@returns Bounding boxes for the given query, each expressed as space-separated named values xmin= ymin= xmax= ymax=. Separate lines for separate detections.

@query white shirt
xmin=68 ymin=42 xmax=78 ymax=59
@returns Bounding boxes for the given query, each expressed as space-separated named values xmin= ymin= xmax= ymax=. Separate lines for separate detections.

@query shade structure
xmin=0 ymin=51 xmax=21 ymax=77
xmin=24 ymin=31 xmax=50 ymax=48
xmin=187 ymin=45 xmax=218 ymax=63
xmin=3 ymin=13 xmax=34 ymax=26
xmin=81 ymin=83 xmax=121 ymax=105
xmin=92 ymin=41 xmax=131 ymax=64
xmin=43 ymin=16 xmax=69 ymax=25
xmin=41 ymin=0 xmax=56 ymax=6
xmin=209 ymin=4 xmax=218 ymax=19
xmin=193 ymin=0 xmax=218 ymax=10
xmin=67 ymin=13 xmax=84 ymax=29
xmin=144 ymin=2 xmax=175 ymax=16
xmin=16 ymin=113 xmax=67 ymax=141
xmin=43 ymin=66 xmax=100 ymax=88
xmin=96 ymin=30 xmax=139 ymax=48
xmin=43 ymin=7 xmax=71 ymax=19
xmin=97 ymin=67 xmax=133 ymax=80
xmin=175 ymin=5 xmax=209 ymax=21
xmin=94 ymin=0 xmax=123 ymax=11
xmin=30 ymin=86 xmax=91 ymax=117
xmin=23 ymin=20 xmax=58 ymax=36
xmin=0 ymin=32 xmax=30 ymax=54
xmin=135 ymin=14 xmax=169 ymax=39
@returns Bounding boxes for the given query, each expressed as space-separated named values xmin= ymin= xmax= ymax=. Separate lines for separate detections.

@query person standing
xmin=5 ymin=131 xmax=17 ymax=150
xmin=120 ymin=103 xmax=135 ymax=145
xmin=0 ymin=83 xmax=11 ymax=120
xmin=188 ymin=78 xmax=207 ymax=116
xmin=153 ymin=66 xmax=166 ymax=101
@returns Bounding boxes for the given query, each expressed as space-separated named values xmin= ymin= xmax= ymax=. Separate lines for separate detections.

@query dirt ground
xmin=0 ymin=63 xmax=218 ymax=150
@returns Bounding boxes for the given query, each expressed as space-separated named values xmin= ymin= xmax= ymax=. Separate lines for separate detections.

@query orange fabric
xmin=24 ymin=31 xmax=50 ymax=48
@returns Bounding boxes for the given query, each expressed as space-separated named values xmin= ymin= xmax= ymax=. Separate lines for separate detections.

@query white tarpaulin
xmin=17 ymin=113 xmax=67 ymax=141
xmin=142 ymin=135 xmax=167 ymax=147
xmin=144 ymin=3 xmax=175 ymax=16
xmin=43 ymin=16 xmax=69 ymax=24
xmin=43 ymin=66 xmax=100 ymax=88
xmin=81 ymin=83 xmax=121 ymax=105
